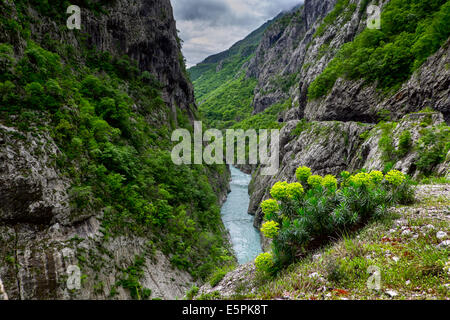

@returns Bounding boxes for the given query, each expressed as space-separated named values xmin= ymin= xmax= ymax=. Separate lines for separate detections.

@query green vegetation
xmin=376 ymin=116 xmax=449 ymax=176
xmin=397 ymin=130 xmax=412 ymax=157
xmin=308 ymin=0 xmax=450 ymax=99
xmin=185 ymin=285 xmax=200 ymax=300
xmin=242 ymin=191 xmax=450 ymax=300
xmin=196 ymin=74 xmax=257 ymax=130
xmin=188 ymin=9 xmax=297 ymax=131
xmin=115 ymin=255 xmax=152 ymax=300
xmin=416 ymin=124 xmax=450 ymax=174
xmin=0 ymin=0 xmax=234 ymax=288
xmin=231 ymin=99 xmax=289 ymax=132
xmin=208 ymin=265 xmax=235 ymax=287
xmin=257 ymin=167 xmax=414 ymax=271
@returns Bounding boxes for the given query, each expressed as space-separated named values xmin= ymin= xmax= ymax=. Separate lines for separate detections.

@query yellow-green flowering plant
xmin=369 ymin=170 xmax=384 ymax=184
xmin=261 ymin=199 xmax=279 ymax=221
xmin=261 ymin=221 xmax=280 ymax=239
xmin=258 ymin=167 xmax=413 ymax=270
xmin=385 ymin=170 xmax=406 ymax=186
xmin=340 ymin=171 xmax=351 ymax=180
xmin=295 ymin=166 xmax=312 ymax=182
xmin=322 ymin=174 xmax=338 ymax=190
xmin=307 ymin=175 xmax=323 ymax=188
xmin=270 ymin=181 xmax=289 ymax=200
xmin=348 ymin=172 xmax=371 ymax=187
xmin=287 ymin=182 xmax=304 ymax=200
xmin=255 ymin=252 xmax=274 ymax=273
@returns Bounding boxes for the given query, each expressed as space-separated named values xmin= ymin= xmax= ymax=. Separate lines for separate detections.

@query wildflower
xmin=261 ymin=199 xmax=279 ymax=220
xmin=348 ymin=172 xmax=371 ymax=187
xmin=369 ymin=171 xmax=384 ymax=184
xmin=270 ymin=181 xmax=289 ymax=200
xmin=322 ymin=175 xmax=338 ymax=190
xmin=385 ymin=170 xmax=406 ymax=186
xmin=307 ymin=175 xmax=323 ymax=188
xmin=255 ymin=252 xmax=274 ymax=273
xmin=287 ymin=182 xmax=304 ymax=200
xmin=296 ymin=166 xmax=312 ymax=182
xmin=261 ymin=221 xmax=280 ymax=239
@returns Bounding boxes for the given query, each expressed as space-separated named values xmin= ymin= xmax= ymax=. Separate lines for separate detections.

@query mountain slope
xmin=187 ymin=0 xmax=450 ymax=300
xmin=188 ymin=10 xmax=301 ymax=130
xmin=0 ymin=0 xmax=233 ymax=300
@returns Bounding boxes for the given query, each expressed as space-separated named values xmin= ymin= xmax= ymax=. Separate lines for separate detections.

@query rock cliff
xmin=242 ymin=0 xmax=449 ymax=228
xmin=0 ymin=0 xmax=231 ymax=300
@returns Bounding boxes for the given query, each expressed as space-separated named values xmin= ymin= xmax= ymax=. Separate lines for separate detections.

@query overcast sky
xmin=171 ymin=0 xmax=303 ymax=67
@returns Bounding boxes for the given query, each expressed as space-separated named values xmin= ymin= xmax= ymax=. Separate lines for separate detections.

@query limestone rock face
xmin=0 ymin=123 xmax=194 ymax=300
xmin=243 ymin=0 xmax=449 ymax=228
xmin=247 ymin=0 xmax=449 ymax=122
xmin=0 ymin=0 xmax=214 ymax=300
xmin=250 ymin=112 xmax=447 ymax=228
xmin=17 ymin=0 xmax=195 ymax=119
xmin=304 ymin=39 xmax=450 ymax=123
xmin=0 ymin=124 xmax=71 ymax=226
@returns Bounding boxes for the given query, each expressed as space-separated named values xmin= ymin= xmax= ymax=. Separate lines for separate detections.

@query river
xmin=221 ymin=166 xmax=263 ymax=264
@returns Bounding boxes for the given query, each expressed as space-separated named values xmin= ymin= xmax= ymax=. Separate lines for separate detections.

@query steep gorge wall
xmin=0 ymin=0 xmax=230 ymax=300
xmin=247 ymin=0 xmax=449 ymax=122
xmin=244 ymin=0 xmax=449 ymax=227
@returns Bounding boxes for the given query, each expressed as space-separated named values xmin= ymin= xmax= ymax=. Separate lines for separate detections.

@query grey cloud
xmin=175 ymin=0 xmax=230 ymax=22
xmin=171 ymin=0 xmax=304 ymax=66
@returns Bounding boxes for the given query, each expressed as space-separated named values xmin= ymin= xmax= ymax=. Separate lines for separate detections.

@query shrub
xmin=348 ymin=172 xmax=371 ymax=187
xmin=209 ymin=266 xmax=233 ymax=287
xmin=369 ymin=171 xmax=384 ymax=184
xmin=258 ymin=169 xmax=414 ymax=268
xmin=186 ymin=286 xmax=199 ymax=300
xmin=340 ymin=171 xmax=351 ymax=180
xmin=397 ymin=130 xmax=412 ymax=157
xmin=261 ymin=221 xmax=280 ymax=239
xmin=25 ymin=82 xmax=44 ymax=109
xmin=286 ymin=182 xmax=304 ymax=200
xmin=385 ymin=170 xmax=406 ymax=186
xmin=322 ymin=175 xmax=338 ymax=190
xmin=415 ymin=125 xmax=450 ymax=174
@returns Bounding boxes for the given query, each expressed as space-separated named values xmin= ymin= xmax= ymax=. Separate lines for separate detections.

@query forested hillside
xmin=188 ymin=8 xmax=303 ymax=131
xmin=0 ymin=0 xmax=233 ymax=300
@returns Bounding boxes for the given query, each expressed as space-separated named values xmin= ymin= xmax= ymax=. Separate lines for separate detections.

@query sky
xmin=171 ymin=0 xmax=303 ymax=67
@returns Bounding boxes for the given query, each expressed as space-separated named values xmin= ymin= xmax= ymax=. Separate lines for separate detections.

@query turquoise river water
xmin=221 ymin=166 xmax=263 ymax=264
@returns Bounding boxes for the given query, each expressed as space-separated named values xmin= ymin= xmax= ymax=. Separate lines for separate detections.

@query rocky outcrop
xmin=0 ymin=123 xmax=194 ymax=300
xmin=304 ymin=38 xmax=450 ymax=123
xmin=0 ymin=0 xmax=228 ymax=300
xmin=247 ymin=0 xmax=365 ymax=114
xmin=0 ymin=124 xmax=71 ymax=226
xmin=9 ymin=0 xmax=195 ymax=120
xmin=242 ymin=0 xmax=449 ymax=227
xmin=249 ymin=112 xmax=448 ymax=228
xmin=199 ymin=263 xmax=257 ymax=298
xmin=247 ymin=0 xmax=449 ymax=123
